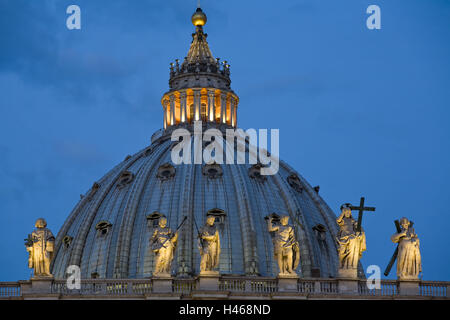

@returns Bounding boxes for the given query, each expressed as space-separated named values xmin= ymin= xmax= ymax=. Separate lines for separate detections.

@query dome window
xmin=157 ymin=163 xmax=176 ymax=181
xmin=206 ymin=208 xmax=227 ymax=224
xmin=312 ymin=224 xmax=327 ymax=241
xmin=95 ymin=221 xmax=112 ymax=237
xmin=287 ymin=174 xmax=303 ymax=193
xmin=264 ymin=213 xmax=281 ymax=224
xmin=91 ymin=272 xmax=99 ymax=279
xmin=86 ymin=182 xmax=100 ymax=201
xmin=146 ymin=211 xmax=166 ymax=228
xmin=202 ymin=163 xmax=223 ymax=179
xmin=248 ymin=164 xmax=267 ymax=182
xmin=124 ymin=155 xmax=132 ymax=161
xmin=117 ymin=171 xmax=134 ymax=189
xmin=313 ymin=186 xmax=320 ymax=193
xmin=62 ymin=235 xmax=73 ymax=249
xmin=144 ymin=147 xmax=153 ymax=157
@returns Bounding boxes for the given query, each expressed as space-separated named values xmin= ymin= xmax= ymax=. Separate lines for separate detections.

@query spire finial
xmin=191 ymin=6 xmax=207 ymax=27
xmin=197 ymin=0 xmax=201 ymax=8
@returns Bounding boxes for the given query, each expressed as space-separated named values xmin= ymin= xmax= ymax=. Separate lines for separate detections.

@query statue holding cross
xmin=387 ymin=217 xmax=422 ymax=280
xmin=336 ymin=198 xmax=375 ymax=278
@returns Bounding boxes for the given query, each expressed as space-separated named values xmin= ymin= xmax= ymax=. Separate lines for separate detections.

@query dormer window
xmin=206 ymin=208 xmax=227 ymax=225
xmin=144 ymin=146 xmax=153 ymax=157
xmin=202 ymin=163 xmax=223 ymax=179
xmin=264 ymin=213 xmax=281 ymax=224
xmin=146 ymin=211 xmax=165 ymax=228
xmin=287 ymin=174 xmax=303 ymax=193
xmin=63 ymin=235 xmax=73 ymax=249
xmin=156 ymin=163 xmax=176 ymax=181
xmin=117 ymin=171 xmax=134 ymax=189
xmin=312 ymin=224 xmax=327 ymax=241
xmin=248 ymin=164 xmax=267 ymax=182
xmin=86 ymin=182 xmax=100 ymax=201
xmin=95 ymin=221 xmax=112 ymax=237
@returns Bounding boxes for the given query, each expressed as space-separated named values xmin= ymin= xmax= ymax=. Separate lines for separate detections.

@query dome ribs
xmin=228 ymin=164 xmax=260 ymax=275
xmin=52 ymin=133 xmax=342 ymax=279
xmin=66 ymin=154 xmax=142 ymax=272
xmin=113 ymin=140 xmax=171 ymax=278
xmin=271 ymin=164 xmax=315 ymax=278
xmin=280 ymin=161 xmax=340 ymax=277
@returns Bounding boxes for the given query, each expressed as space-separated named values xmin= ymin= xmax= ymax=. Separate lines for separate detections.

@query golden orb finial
xmin=191 ymin=7 xmax=207 ymax=27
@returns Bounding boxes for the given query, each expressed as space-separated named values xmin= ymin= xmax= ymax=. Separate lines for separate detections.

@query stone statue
xmin=198 ymin=216 xmax=220 ymax=274
xmin=150 ymin=217 xmax=178 ymax=276
xmin=390 ymin=217 xmax=422 ymax=280
xmin=267 ymin=215 xmax=300 ymax=276
xmin=336 ymin=205 xmax=366 ymax=278
xmin=25 ymin=218 xmax=55 ymax=278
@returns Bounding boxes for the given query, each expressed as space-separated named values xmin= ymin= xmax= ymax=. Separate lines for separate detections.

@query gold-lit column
xmin=163 ymin=99 xmax=169 ymax=129
xmin=180 ymin=91 xmax=187 ymax=123
xmin=176 ymin=93 xmax=180 ymax=124
xmin=220 ymin=93 xmax=227 ymax=124
xmin=169 ymin=94 xmax=175 ymax=126
xmin=202 ymin=90 xmax=208 ymax=121
xmin=194 ymin=89 xmax=201 ymax=121
xmin=230 ymin=96 xmax=235 ymax=127
xmin=208 ymin=90 xmax=215 ymax=122
xmin=233 ymin=99 xmax=237 ymax=127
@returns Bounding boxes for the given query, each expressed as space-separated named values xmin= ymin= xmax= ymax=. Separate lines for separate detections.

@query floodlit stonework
xmin=47 ymin=7 xmax=343 ymax=282
xmin=1 ymin=7 xmax=448 ymax=300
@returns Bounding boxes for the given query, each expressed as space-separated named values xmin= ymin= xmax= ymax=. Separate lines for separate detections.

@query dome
xmin=50 ymin=8 xmax=347 ymax=280
xmin=51 ymin=133 xmax=341 ymax=279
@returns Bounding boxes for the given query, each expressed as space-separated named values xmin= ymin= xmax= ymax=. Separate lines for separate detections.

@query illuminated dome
xmin=51 ymin=8 xmax=351 ymax=280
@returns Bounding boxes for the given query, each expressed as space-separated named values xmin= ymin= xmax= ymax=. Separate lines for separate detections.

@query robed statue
xmin=150 ymin=217 xmax=178 ymax=276
xmin=25 ymin=218 xmax=55 ymax=277
xmin=390 ymin=217 xmax=422 ymax=280
xmin=336 ymin=205 xmax=366 ymax=277
xmin=267 ymin=215 xmax=300 ymax=276
xmin=198 ymin=216 xmax=220 ymax=274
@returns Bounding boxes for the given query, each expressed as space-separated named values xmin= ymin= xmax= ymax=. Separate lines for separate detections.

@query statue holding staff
xmin=150 ymin=217 xmax=179 ymax=276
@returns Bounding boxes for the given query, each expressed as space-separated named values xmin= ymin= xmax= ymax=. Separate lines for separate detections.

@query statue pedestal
xmin=152 ymin=275 xmax=173 ymax=293
xmin=198 ymin=272 xmax=220 ymax=291
xmin=337 ymin=268 xmax=359 ymax=294
xmin=30 ymin=276 xmax=54 ymax=293
xmin=20 ymin=276 xmax=58 ymax=299
xmin=338 ymin=279 xmax=359 ymax=295
xmin=337 ymin=268 xmax=358 ymax=279
xmin=398 ymin=279 xmax=419 ymax=296
xmin=277 ymin=274 xmax=299 ymax=292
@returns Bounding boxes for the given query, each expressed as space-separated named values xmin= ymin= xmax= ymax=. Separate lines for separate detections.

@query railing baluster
xmin=1 ymin=278 xmax=449 ymax=298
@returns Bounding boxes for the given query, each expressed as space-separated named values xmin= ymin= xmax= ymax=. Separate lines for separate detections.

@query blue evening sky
xmin=0 ymin=0 xmax=449 ymax=281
